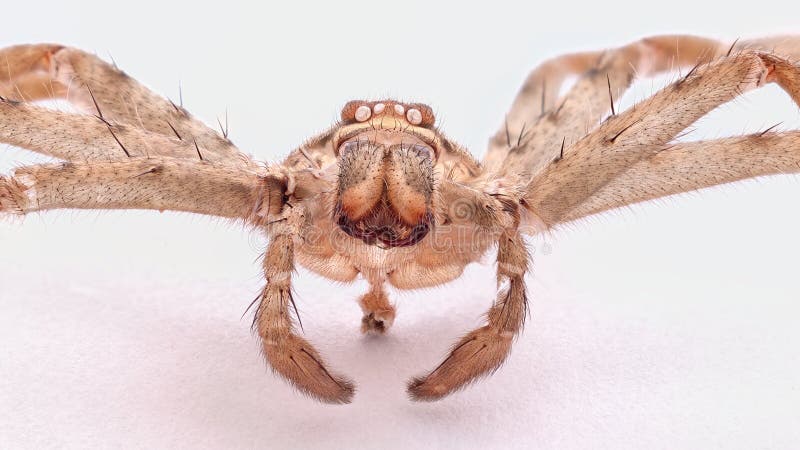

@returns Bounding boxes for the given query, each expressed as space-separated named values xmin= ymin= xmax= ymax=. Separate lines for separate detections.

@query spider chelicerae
xmin=1 ymin=35 xmax=799 ymax=403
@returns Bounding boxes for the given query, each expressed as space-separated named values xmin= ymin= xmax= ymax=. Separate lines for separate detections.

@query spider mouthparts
xmin=336 ymin=202 xmax=432 ymax=248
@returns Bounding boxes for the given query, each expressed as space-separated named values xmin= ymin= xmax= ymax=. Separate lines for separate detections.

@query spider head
xmin=333 ymin=100 xmax=437 ymax=248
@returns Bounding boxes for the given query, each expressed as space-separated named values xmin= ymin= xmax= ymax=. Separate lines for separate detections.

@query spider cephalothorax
xmin=334 ymin=101 xmax=437 ymax=248
xmin=2 ymin=35 xmax=800 ymax=404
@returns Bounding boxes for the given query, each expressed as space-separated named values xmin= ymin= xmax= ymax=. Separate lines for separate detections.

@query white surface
xmin=1 ymin=1 xmax=800 ymax=449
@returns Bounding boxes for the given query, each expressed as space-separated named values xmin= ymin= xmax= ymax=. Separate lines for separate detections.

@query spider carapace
xmin=2 ymin=35 xmax=800 ymax=404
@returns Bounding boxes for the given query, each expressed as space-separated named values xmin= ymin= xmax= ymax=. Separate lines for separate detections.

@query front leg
xmin=255 ymin=229 xmax=355 ymax=404
xmin=0 ymin=158 xmax=270 ymax=220
xmin=408 ymin=230 xmax=529 ymax=401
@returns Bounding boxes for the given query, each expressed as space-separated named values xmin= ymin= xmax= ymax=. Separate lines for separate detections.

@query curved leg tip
xmin=263 ymin=334 xmax=357 ymax=405
xmin=406 ymin=376 xmax=450 ymax=402
xmin=310 ymin=375 xmax=356 ymax=405
xmin=406 ymin=326 xmax=514 ymax=402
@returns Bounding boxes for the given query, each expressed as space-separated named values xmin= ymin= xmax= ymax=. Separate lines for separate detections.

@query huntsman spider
xmin=1 ymin=35 xmax=799 ymax=403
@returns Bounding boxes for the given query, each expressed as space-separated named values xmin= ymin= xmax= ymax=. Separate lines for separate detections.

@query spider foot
xmin=407 ymin=326 xmax=512 ymax=401
xmin=262 ymin=333 xmax=355 ymax=404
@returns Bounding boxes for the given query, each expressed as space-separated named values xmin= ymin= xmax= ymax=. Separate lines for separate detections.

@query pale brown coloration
xmin=0 ymin=44 xmax=252 ymax=166
xmin=2 ymin=36 xmax=800 ymax=404
xmin=408 ymin=229 xmax=528 ymax=400
xmin=0 ymin=158 xmax=263 ymax=218
xmin=255 ymin=216 xmax=356 ymax=404
xmin=358 ymin=280 xmax=395 ymax=334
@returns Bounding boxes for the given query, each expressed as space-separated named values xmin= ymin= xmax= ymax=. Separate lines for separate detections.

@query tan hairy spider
xmin=2 ymin=35 xmax=800 ymax=404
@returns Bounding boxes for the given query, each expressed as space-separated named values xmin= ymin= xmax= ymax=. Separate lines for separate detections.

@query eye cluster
xmin=340 ymin=100 xmax=435 ymax=128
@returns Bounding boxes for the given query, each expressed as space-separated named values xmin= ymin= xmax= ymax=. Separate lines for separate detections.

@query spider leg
xmin=563 ymin=131 xmax=800 ymax=222
xmin=0 ymin=44 xmax=251 ymax=166
xmin=255 ymin=228 xmax=355 ymax=404
xmin=525 ymin=51 xmax=785 ymax=227
xmin=408 ymin=230 xmax=527 ymax=401
xmin=488 ymin=35 xmax=800 ymax=179
xmin=556 ymin=51 xmax=800 ymax=221
xmin=481 ymin=49 xmax=603 ymax=173
xmin=0 ymin=157 xmax=278 ymax=220
xmin=0 ymin=99 xmax=235 ymax=164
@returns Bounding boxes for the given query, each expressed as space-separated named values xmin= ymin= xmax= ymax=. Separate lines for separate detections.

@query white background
xmin=1 ymin=1 xmax=800 ymax=449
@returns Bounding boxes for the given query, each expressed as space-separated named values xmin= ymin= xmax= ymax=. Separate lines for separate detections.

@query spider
xmin=1 ymin=35 xmax=799 ymax=404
